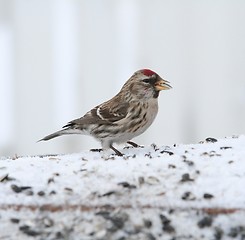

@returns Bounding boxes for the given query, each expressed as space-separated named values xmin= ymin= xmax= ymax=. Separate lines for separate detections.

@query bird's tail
xmin=38 ymin=129 xmax=79 ymax=142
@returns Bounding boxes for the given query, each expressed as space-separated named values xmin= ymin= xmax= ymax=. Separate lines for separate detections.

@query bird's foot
xmin=110 ymin=145 xmax=124 ymax=156
xmin=127 ymin=141 xmax=143 ymax=148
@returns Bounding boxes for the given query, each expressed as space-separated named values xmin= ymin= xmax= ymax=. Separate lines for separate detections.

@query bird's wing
xmin=63 ymin=100 xmax=129 ymax=129
xmin=95 ymin=100 xmax=129 ymax=122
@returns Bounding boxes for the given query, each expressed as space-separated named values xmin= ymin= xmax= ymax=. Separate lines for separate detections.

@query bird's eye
xmin=142 ymin=79 xmax=151 ymax=84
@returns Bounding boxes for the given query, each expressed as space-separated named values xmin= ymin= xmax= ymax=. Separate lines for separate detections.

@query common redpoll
xmin=39 ymin=69 xmax=171 ymax=156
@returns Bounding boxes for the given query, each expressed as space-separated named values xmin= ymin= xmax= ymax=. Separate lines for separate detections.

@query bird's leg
xmin=110 ymin=145 xmax=124 ymax=156
xmin=127 ymin=141 xmax=139 ymax=148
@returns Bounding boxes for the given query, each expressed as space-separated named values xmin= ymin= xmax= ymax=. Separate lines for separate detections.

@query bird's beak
xmin=154 ymin=78 xmax=172 ymax=91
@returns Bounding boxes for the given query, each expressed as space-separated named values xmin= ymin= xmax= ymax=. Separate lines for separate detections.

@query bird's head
xmin=122 ymin=69 xmax=171 ymax=100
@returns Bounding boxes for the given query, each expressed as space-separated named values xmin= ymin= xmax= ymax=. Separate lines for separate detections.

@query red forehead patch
xmin=142 ymin=69 xmax=156 ymax=76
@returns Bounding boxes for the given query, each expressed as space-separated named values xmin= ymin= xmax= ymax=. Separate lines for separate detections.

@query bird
xmin=39 ymin=69 xmax=172 ymax=156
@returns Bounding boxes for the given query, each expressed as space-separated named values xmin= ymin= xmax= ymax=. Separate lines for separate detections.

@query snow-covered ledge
xmin=1 ymin=136 xmax=245 ymax=239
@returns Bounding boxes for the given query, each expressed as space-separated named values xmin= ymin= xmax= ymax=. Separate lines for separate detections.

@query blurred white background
xmin=0 ymin=0 xmax=245 ymax=156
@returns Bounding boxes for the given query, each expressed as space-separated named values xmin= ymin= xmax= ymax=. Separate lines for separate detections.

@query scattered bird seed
xmin=151 ymin=143 xmax=159 ymax=151
xmin=214 ymin=227 xmax=223 ymax=240
xmin=145 ymin=153 xmax=152 ymax=158
xmin=90 ymin=148 xmax=103 ymax=152
xmin=169 ymin=209 xmax=175 ymax=214
xmin=220 ymin=146 xmax=232 ymax=150
xmin=11 ymin=184 xmax=22 ymax=193
xmin=205 ymin=137 xmax=218 ymax=143
xmin=197 ymin=217 xmax=213 ymax=228
xmin=64 ymin=187 xmax=73 ymax=192
xmin=55 ymin=231 xmax=64 ymax=239
xmin=160 ymin=150 xmax=174 ymax=156
xmin=168 ymin=164 xmax=176 ymax=169
xmin=146 ymin=233 xmax=156 ymax=240
xmin=160 ymin=150 xmax=174 ymax=155
xmin=109 ymin=217 xmax=125 ymax=229
xmin=106 ymin=212 xmax=129 ymax=230
xmin=209 ymin=152 xmax=221 ymax=157
xmin=20 ymin=186 xmax=32 ymax=191
xmin=183 ymin=159 xmax=194 ymax=166
xmin=182 ymin=155 xmax=187 ymax=160
xmin=101 ymin=191 xmax=117 ymax=197
xmin=138 ymin=176 xmax=145 ymax=185
xmin=180 ymin=173 xmax=194 ymax=182
xmin=47 ymin=177 xmax=55 ymax=184
xmin=105 ymin=156 xmax=115 ymax=160
xmin=19 ymin=225 xmax=30 ymax=231
xmin=123 ymin=146 xmax=131 ymax=149
xmin=10 ymin=184 xmax=31 ymax=193
xmin=79 ymin=168 xmax=87 ymax=172
xmin=19 ymin=225 xmax=40 ymax=236
xmin=10 ymin=218 xmax=20 ymax=224
xmin=159 ymin=214 xmax=175 ymax=233
xmin=143 ymin=219 xmax=152 ymax=228
xmin=95 ymin=211 xmax=111 ymax=218
xmin=25 ymin=190 xmax=34 ymax=196
xmin=163 ymin=224 xmax=175 ymax=233
xmin=118 ymin=181 xmax=136 ymax=189
xmin=228 ymin=226 xmax=245 ymax=238
xmin=37 ymin=191 xmax=45 ymax=196
xmin=181 ymin=191 xmax=196 ymax=201
xmin=159 ymin=214 xmax=171 ymax=225
xmin=203 ymin=193 xmax=214 ymax=199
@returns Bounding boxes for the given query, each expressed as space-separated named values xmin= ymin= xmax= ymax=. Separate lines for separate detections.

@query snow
xmin=0 ymin=135 xmax=245 ymax=239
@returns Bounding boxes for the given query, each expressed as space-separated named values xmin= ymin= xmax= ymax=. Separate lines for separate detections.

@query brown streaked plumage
xmin=39 ymin=69 xmax=172 ymax=156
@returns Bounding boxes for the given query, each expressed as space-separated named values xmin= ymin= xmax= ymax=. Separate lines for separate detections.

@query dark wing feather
xmin=96 ymin=101 xmax=129 ymax=122
xmin=63 ymin=96 xmax=129 ymax=129
xmin=62 ymin=107 xmax=107 ymax=129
